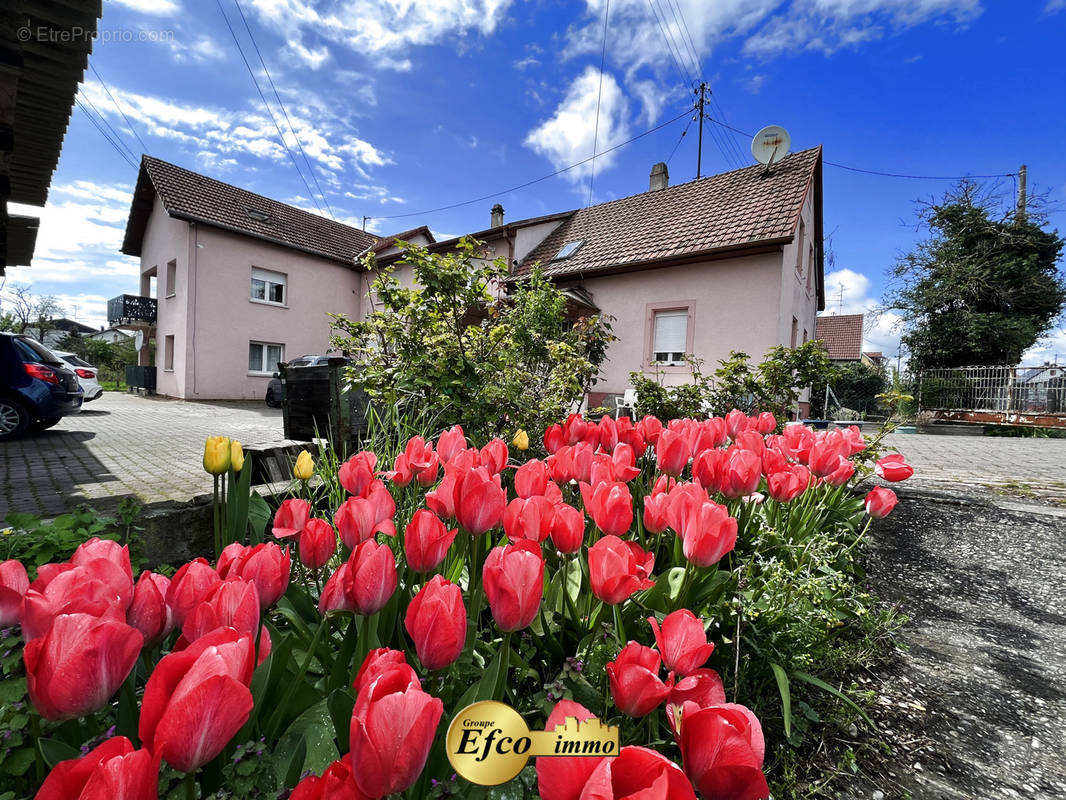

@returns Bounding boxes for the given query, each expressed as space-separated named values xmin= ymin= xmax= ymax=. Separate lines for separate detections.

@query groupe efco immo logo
xmin=446 ymin=701 xmax=620 ymax=786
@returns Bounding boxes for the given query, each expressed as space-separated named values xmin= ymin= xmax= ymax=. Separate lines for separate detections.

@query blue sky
xmin=6 ymin=0 xmax=1066 ymax=363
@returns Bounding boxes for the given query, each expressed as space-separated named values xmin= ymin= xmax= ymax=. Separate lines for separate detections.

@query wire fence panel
xmin=918 ymin=365 xmax=1066 ymax=415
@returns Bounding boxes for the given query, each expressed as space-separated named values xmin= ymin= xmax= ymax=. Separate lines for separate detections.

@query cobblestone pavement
xmin=1 ymin=392 xmax=292 ymax=519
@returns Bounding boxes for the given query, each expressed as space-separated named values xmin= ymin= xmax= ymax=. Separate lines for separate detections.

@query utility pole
xmin=695 ymin=82 xmax=707 ymax=179
xmin=1017 ymin=164 xmax=1027 ymax=224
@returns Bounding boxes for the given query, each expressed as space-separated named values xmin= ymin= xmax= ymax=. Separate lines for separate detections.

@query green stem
xmin=30 ymin=715 xmax=44 ymax=784
xmin=267 ymin=618 xmax=330 ymax=737
xmin=184 ymin=771 xmax=197 ymax=800
xmin=612 ymin=604 xmax=627 ymax=647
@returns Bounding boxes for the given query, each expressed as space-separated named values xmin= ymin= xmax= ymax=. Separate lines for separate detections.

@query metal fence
xmin=917 ymin=365 xmax=1066 ymax=414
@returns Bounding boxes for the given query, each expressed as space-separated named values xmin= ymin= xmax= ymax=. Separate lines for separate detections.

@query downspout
xmin=190 ymin=222 xmax=198 ymax=395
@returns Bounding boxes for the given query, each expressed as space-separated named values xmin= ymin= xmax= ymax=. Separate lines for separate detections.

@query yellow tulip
xmin=230 ymin=440 xmax=245 ymax=472
xmin=203 ymin=436 xmax=231 ymax=475
xmin=294 ymin=450 xmax=314 ymax=481
xmin=511 ymin=429 xmax=529 ymax=451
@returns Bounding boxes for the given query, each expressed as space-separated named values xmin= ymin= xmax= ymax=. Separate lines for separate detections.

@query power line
xmin=78 ymin=92 xmax=138 ymax=162
xmin=666 ymin=111 xmax=696 ymax=164
xmin=215 ymin=0 xmax=327 ymax=216
xmin=587 ymin=0 xmax=611 ymax=208
xmin=89 ymin=63 xmax=151 ymax=157
xmin=231 ymin=0 xmax=334 ymax=219
xmin=75 ymin=99 xmax=137 ymax=168
xmin=646 ymin=0 xmax=692 ymax=88
xmin=372 ymin=108 xmax=692 ymax=222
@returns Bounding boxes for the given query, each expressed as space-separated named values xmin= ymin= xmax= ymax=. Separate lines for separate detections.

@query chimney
xmin=649 ymin=162 xmax=669 ymax=192
xmin=491 ymin=203 xmax=505 ymax=227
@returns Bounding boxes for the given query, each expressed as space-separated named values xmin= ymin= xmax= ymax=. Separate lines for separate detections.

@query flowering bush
xmin=0 ymin=412 xmax=909 ymax=799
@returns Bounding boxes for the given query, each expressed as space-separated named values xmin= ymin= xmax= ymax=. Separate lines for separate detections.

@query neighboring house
xmin=25 ymin=318 xmax=97 ymax=350
xmin=816 ymin=314 xmax=866 ymax=363
xmin=115 ymin=156 xmax=378 ymax=400
xmin=114 ymin=148 xmax=826 ymax=409
xmin=88 ymin=327 xmax=134 ymax=344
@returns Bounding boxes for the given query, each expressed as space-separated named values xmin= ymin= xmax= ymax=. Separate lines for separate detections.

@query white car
xmin=52 ymin=350 xmax=103 ymax=401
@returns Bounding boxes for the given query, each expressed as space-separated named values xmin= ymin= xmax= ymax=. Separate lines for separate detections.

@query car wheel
xmin=34 ymin=416 xmax=63 ymax=431
xmin=265 ymin=390 xmax=276 ymax=407
xmin=0 ymin=398 xmax=30 ymax=441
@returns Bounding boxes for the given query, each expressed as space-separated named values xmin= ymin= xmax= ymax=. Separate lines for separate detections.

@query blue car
xmin=0 ymin=333 xmax=84 ymax=441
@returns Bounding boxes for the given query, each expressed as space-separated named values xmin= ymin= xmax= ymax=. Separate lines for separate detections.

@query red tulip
xmin=71 ymin=537 xmax=134 ymax=586
xmin=352 ymin=648 xmax=413 ymax=695
xmin=34 ymin=736 xmax=158 ymax=800
xmin=875 ymin=453 xmax=914 ymax=482
xmin=404 ymin=575 xmax=466 ymax=670
xmin=807 ymin=433 xmax=848 ymax=478
xmin=550 ymin=503 xmax=585 ymax=554
xmin=725 ymin=409 xmax=749 ymax=439
xmin=588 ymin=536 xmax=654 ymax=605
xmin=425 ymin=467 xmax=460 ymax=520
xmin=616 ymin=416 xmax=648 ymax=457
xmin=127 ymin=571 xmax=173 ymax=645
xmin=607 ymin=641 xmax=672 ymax=718
xmin=579 ymin=480 xmax=633 ymax=537
xmin=349 ymin=676 xmax=444 ymax=798
xmin=579 ymin=745 xmax=695 ymax=800
xmin=562 ymin=413 xmax=590 ymax=445
xmin=598 ymin=415 xmax=619 ymax=451
xmin=25 ymin=613 xmax=143 ymax=720
xmin=515 ymin=459 xmax=551 ymax=498
xmin=480 ymin=437 xmax=509 ymax=474
xmin=0 ymin=559 xmax=29 ymax=627
xmin=346 ymin=540 xmax=397 ymax=615
xmin=483 ymin=540 xmax=544 ymax=632
xmin=182 ymin=578 xmax=260 ymax=643
xmin=384 ymin=452 xmax=415 ymax=487
xmin=677 ymin=500 xmax=737 ymax=568
xmin=543 ymin=423 xmax=565 ymax=454
xmin=318 ymin=562 xmax=356 ymax=614
xmin=536 ymin=700 xmax=605 ymax=800
xmin=755 ymin=411 xmax=777 ymax=434
xmin=655 ymin=428 xmax=691 ymax=477
xmin=273 ymin=498 xmax=311 ymax=540
xmin=679 ymin=703 xmax=770 ymax=800
xmin=766 ymin=464 xmax=810 ymax=503
xmin=290 ymin=757 xmax=370 ymax=800
xmin=666 ymin=482 xmax=709 ymax=533
xmin=436 ymin=425 xmax=467 ymax=463
xmin=841 ymin=424 xmax=866 ymax=455
xmin=609 ymin=443 xmax=641 ymax=482
xmin=299 ymin=518 xmax=338 ymax=570
xmin=454 ymin=466 xmax=506 ymax=535
xmin=733 ymin=429 xmax=765 ymax=454
xmin=865 ymin=486 xmax=898 ymax=519
xmin=21 ymin=561 xmax=131 ymax=641
xmin=823 ymin=457 xmax=856 ymax=486
xmin=404 ymin=509 xmax=458 ymax=573
xmin=338 ymin=451 xmax=378 ymax=497
xmin=636 ymin=414 xmax=663 ymax=445
xmin=139 ymin=627 xmax=255 ymax=773
xmin=219 ymin=542 xmax=291 ymax=609
xmin=719 ymin=447 xmax=762 ymax=499
xmin=649 ymin=609 xmax=714 ymax=675
xmin=504 ymin=495 xmax=556 ymax=543
xmin=642 ymin=491 xmax=671 ymax=534
xmin=335 ymin=483 xmax=397 ymax=547
xmin=549 ymin=442 xmax=595 ymax=484
xmin=665 ymin=668 xmax=727 ymax=740
xmin=783 ymin=423 xmax=814 ymax=462
xmin=692 ymin=448 xmax=724 ymax=493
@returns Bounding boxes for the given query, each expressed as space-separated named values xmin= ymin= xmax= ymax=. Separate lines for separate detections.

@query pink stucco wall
xmin=558 ymin=250 xmax=791 ymax=396
xmin=139 ymin=204 xmax=363 ymax=400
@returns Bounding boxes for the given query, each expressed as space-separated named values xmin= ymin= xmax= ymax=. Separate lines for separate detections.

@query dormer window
xmin=246 ymin=207 xmax=271 ymax=223
xmin=552 ymin=240 xmax=584 ymax=261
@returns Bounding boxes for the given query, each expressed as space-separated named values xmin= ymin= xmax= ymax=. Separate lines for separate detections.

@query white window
xmin=165 ymin=259 xmax=177 ymax=297
xmin=652 ymin=310 xmax=688 ymax=365
xmin=249 ymin=341 xmax=284 ymax=374
xmin=251 ymin=267 xmax=286 ymax=305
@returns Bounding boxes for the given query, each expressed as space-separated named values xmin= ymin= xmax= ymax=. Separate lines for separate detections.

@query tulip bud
xmin=294 ymin=450 xmax=314 ymax=481
xmin=512 ymin=429 xmax=530 ymax=451
xmin=203 ymin=435 xmax=231 ymax=475
xmin=230 ymin=440 xmax=245 ymax=472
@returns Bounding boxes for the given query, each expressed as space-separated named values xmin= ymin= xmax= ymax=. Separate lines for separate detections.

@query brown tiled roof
xmin=122 ymin=157 xmax=378 ymax=264
xmin=372 ymin=225 xmax=435 ymax=254
xmin=514 ymin=146 xmax=821 ymax=279
xmin=816 ymin=314 xmax=864 ymax=360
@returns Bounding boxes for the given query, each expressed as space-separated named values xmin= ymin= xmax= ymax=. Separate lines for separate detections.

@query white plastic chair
xmin=615 ymin=388 xmax=638 ymax=418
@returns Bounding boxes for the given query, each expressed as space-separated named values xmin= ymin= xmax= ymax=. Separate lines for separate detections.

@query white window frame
xmin=250 ymin=267 xmax=287 ymax=307
xmin=645 ymin=303 xmax=694 ymax=371
xmin=248 ymin=341 xmax=284 ymax=375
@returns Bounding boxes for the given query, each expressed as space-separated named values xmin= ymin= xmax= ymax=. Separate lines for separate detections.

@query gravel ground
xmin=846 ymin=487 xmax=1066 ymax=799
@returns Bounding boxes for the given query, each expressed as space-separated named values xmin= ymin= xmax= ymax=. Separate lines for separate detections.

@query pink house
xmin=114 ymin=148 xmax=824 ymax=409
xmin=116 ymin=157 xmax=377 ymax=400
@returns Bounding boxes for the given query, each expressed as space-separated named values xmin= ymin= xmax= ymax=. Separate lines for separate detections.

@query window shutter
xmin=653 ymin=310 xmax=687 ymax=354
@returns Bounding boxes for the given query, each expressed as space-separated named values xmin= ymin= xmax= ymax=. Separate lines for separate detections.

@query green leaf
xmin=273 ymin=699 xmax=338 ymax=788
xmin=247 ymin=493 xmax=272 ymax=545
xmin=38 ymin=737 xmax=80 ymax=768
xmin=639 ymin=567 xmax=686 ymax=613
xmin=770 ymin=663 xmax=792 ymax=740
xmin=0 ymin=677 xmax=27 ymax=704
xmin=326 ymin=689 xmax=356 ymax=753
xmin=475 ymin=643 xmax=507 ymax=703
xmin=1 ymin=747 xmax=35 ymax=776
xmin=791 ymin=671 xmax=873 ymax=728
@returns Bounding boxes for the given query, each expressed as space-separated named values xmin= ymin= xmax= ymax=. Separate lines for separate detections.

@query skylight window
xmin=552 ymin=240 xmax=584 ymax=261
xmin=246 ymin=207 xmax=271 ymax=223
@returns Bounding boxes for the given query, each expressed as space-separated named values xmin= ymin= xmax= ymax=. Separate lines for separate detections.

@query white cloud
xmin=823 ymin=268 xmax=904 ymax=359
xmin=168 ymin=35 xmax=226 ymax=63
xmin=1022 ymin=328 xmax=1066 ymax=364
xmin=245 ymin=0 xmax=515 ymax=69
xmin=1045 ymin=0 xmax=1066 ymax=12
xmin=524 ymin=67 xmax=630 ymax=183
xmin=110 ymin=0 xmax=181 ymax=15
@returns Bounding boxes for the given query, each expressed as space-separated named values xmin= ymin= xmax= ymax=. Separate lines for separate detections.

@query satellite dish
xmin=751 ymin=125 xmax=791 ymax=166
xmin=134 ymin=330 xmax=145 ymax=351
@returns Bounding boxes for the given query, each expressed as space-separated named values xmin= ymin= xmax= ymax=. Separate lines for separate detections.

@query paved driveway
xmin=1 ymin=392 xmax=292 ymax=519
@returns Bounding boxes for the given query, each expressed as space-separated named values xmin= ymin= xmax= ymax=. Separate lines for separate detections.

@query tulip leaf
xmin=247 ymin=493 xmax=271 ymax=545
xmin=273 ymin=699 xmax=338 ymax=788
xmin=475 ymin=644 xmax=507 ymax=703
xmin=326 ymin=689 xmax=356 ymax=753
xmin=770 ymin=662 xmax=792 ymax=740
xmin=639 ymin=567 xmax=686 ymax=613
xmin=37 ymin=738 xmax=80 ymax=768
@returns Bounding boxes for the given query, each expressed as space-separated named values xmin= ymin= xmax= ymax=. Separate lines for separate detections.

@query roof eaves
xmin=171 ymin=211 xmax=357 ymax=266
